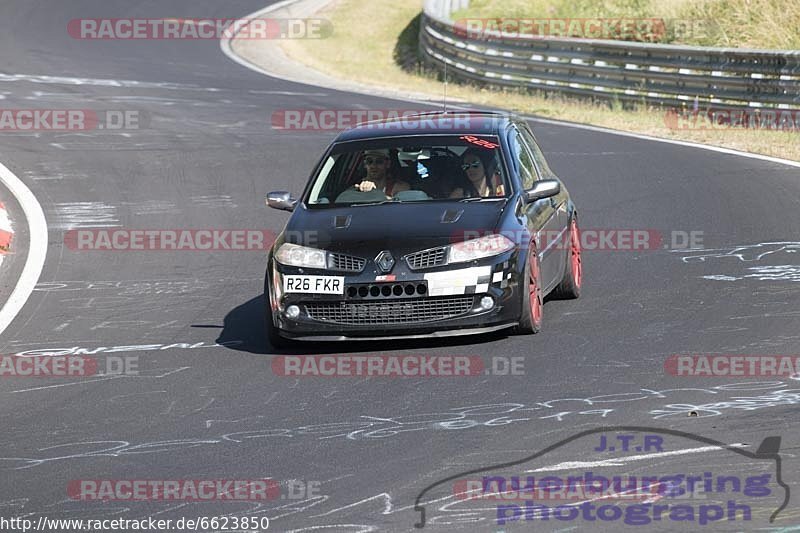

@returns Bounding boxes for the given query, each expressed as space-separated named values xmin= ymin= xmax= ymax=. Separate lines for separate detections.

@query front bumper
xmin=282 ymin=323 xmax=517 ymax=342
xmin=266 ymin=250 xmax=523 ymax=340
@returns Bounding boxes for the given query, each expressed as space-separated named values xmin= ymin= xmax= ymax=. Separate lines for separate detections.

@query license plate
xmin=283 ymin=275 xmax=344 ymax=294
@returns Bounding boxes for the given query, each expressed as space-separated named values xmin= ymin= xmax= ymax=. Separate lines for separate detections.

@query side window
xmin=519 ymin=123 xmax=555 ymax=178
xmin=309 ymin=155 xmax=337 ymax=203
xmin=512 ymin=129 xmax=538 ymax=189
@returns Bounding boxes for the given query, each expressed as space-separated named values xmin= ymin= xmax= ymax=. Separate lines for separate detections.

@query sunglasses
xmin=364 ymin=157 xmax=387 ymax=165
xmin=461 ymin=161 xmax=482 ymax=170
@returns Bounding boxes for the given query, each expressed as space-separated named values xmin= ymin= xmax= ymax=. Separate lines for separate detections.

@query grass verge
xmin=455 ymin=0 xmax=800 ymax=49
xmin=279 ymin=0 xmax=799 ymax=161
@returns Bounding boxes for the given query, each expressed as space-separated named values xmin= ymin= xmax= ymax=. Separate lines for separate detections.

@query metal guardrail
xmin=420 ymin=0 xmax=800 ymax=110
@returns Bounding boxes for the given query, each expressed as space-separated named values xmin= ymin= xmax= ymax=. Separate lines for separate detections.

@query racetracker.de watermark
xmin=452 ymin=18 xmax=715 ymax=42
xmin=64 ymin=229 xmax=285 ymax=251
xmin=665 ymin=355 xmax=800 ymax=378
xmin=272 ymin=355 xmax=524 ymax=377
xmin=454 ymin=229 xmax=704 ymax=251
xmin=0 ymin=109 xmax=143 ymax=131
xmin=271 ymin=109 xmax=500 ymax=131
xmin=67 ymin=479 xmax=280 ymax=501
xmin=0 ymin=355 xmax=138 ymax=377
xmin=68 ymin=18 xmax=331 ymax=39
xmin=665 ymin=108 xmax=800 ymax=132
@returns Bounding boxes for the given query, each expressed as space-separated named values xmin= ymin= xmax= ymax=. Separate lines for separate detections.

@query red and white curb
xmin=0 ymin=201 xmax=12 ymax=264
xmin=0 ymin=161 xmax=48 ymax=336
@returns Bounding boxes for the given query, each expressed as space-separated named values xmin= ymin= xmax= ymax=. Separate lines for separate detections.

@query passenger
xmin=354 ymin=149 xmax=410 ymax=197
xmin=449 ymin=148 xmax=504 ymax=198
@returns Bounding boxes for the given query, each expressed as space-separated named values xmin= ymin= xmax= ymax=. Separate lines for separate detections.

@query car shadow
xmin=214 ymin=295 xmax=514 ymax=355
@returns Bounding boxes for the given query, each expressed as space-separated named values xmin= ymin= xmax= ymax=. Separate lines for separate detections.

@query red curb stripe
xmin=0 ymin=203 xmax=12 ymax=252
xmin=0 ymin=230 xmax=11 ymax=251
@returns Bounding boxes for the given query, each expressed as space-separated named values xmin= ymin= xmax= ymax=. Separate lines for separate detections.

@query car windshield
xmin=306 ymin=135 xmax=509 ymax=207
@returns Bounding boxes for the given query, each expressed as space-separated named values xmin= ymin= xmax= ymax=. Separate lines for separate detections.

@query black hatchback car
xmin=264 ymin=111 xmax=581 ymax=345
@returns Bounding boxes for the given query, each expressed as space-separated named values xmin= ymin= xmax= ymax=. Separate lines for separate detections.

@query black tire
xmin=264 ymin=296 xmax=293 ymax=350
xmin=515 ymin=245 xmax=543 ymax=335
xmin=552 ymin=215 xmax=582 ymax=300
xmin=264 ymin=263 xmax=293 ymax=350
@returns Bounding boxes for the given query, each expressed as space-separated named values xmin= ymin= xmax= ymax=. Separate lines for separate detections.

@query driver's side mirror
xmin=266 ymin=191 xmax=297 ymax=212
xmin=524 ymin=179 xmax=560 ymax=203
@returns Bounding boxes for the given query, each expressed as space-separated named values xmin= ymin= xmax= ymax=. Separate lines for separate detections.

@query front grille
xmin=328 ymin=252 xmax=366 ymax=272
xmin=405 ymin=247 xmax=447 ymax=270
xmin=305 ymin=296 xmax=474 ymax=325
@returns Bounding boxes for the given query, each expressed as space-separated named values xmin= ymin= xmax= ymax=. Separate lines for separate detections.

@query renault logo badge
xmin=375 ymin=251 xmax=395 ymax=273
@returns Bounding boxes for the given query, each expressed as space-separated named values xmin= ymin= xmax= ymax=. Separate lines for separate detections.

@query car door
xmin=517 ymin=122 xmax=569 ymax=289
xmin=510 ymin=125 xmax=562 ymax=290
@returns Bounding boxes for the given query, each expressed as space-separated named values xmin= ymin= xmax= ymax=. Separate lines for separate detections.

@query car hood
xmin=283 ymin=201 xmax=508 ymax=253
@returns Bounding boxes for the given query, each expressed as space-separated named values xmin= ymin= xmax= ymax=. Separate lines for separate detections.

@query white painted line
xmin=9 ymin=375 xmax=120 ymax=393
xmin=219 ymin=0 xmax=300 ymax=78
xmin=525 ymin=443 xmax=747 ymax=472
xmin=0 ymin=162 xmax=48 ymax=336
xmin=248 ymin=90 xmax=329 ymax=96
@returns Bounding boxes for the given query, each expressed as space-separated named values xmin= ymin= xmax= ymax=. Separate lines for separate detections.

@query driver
xmin=354 ymin=149 xmax=410 ymax=197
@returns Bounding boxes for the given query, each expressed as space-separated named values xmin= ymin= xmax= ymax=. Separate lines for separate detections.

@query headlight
xmin=275 ymin=243 xmax=327 ymax=269
xmin=448 ymin=234 xmax=515 ymax=264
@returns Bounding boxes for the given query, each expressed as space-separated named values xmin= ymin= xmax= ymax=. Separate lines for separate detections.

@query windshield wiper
xmin=458 ymin=197 xmax=501 ymax=202
xmin=349 ymin=199 xmax=397 ymax=207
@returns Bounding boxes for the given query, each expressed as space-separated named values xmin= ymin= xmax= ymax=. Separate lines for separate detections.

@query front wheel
xmin=264 ymin=296 xmax=293 ymax=350
xmin=516 ymin=245 xmax=543 ymax=334
xmin=265 ymin=265 xmax=293 ymax=350
xmin=552 ymin=216 xmax=582 ymax=300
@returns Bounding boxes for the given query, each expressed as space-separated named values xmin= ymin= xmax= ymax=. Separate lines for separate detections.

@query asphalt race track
xmin=0 ymin=1 xmax=799 ymax=531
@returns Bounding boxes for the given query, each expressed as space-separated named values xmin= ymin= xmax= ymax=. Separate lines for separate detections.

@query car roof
xmin=332 ymin=110 xmax=517 ymax=143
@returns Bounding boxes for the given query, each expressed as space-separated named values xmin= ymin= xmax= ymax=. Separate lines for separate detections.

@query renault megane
xmin=264 ymin=111 xmax=581 ymax=345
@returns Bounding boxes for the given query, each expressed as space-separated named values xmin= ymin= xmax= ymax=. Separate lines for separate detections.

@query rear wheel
xmin=516 ymin=245 xmax=543 ymax=334
xmin=553 ymin=216 xmax=582 ymax=299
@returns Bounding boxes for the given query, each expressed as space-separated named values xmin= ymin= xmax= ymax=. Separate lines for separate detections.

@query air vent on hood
xmin=440 ymin=208 xmax=463 ymax=224
xmin=333 ymin=215 xmax=352 ymax=228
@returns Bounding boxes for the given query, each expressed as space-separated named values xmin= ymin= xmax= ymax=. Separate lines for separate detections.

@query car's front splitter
xmin=281 ymin=322 xmax=517 ymax=342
